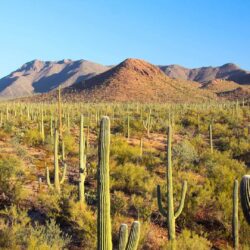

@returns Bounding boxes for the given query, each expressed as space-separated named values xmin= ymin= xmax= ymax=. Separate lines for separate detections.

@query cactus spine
xmin=79 ymin=115 xmax=87 ymax=205
xmin=97 ymin=116 xmax=112 ymax=250
xmin=46 ymin=130 xmax=67 ymax=193
xmin=157 ymin=125 xmax=187 ymax=247
xmin=240 ymin=175 xmax=250 ymax=224
xmin=209 ymin=124 xmax=213 ymax=153
xmin=233 ymin=180 xmax=239 ymax=250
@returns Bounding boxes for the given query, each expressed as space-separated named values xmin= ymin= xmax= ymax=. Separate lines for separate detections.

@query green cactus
xmin=118 ymin=224 xmax=128 ymax=250
xmin=127 ymin=113 xmax=130 ymax=139
xmin=209 ymin=124 xmax=213 ymax=153
xmin=143 ymin=109 xmax=153 ymax=137
xmin=46 ymin=130 xmax=67 ymax=193
xmin=240 ymin=175 xmax=250 ymax=225
xmin=97 ymin=116 xmax=112 ymax=250
xmin=79 ymin=115 xmax=87 ymax=205
xmin=40 ymin=111 xmax=45 ymax=143
xmin=118 ymin=221 xmax=140 ymax=250
xmin=58 ymin=86 xmax=63 ymax=139
xmin=233 ymin=179 xmax=239 ymax=250
xmin=157 ymin=125 xmax=187 ymax=247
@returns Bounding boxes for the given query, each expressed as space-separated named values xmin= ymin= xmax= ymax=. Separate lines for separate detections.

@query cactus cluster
xmin=118 ymin=222 xmax=140 ymax=250
xmin=46 ymin=130 xmax=67 ymax=193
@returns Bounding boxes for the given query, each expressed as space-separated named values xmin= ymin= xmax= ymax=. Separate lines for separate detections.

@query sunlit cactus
xmin=46 ymin=129 xmax=67 ymax=193
xmin=240 ymin=175 xmax=250 ymax=225
xmin=157 ymin=125 xmax=187 ymax=247
xmin=97 ymin=116 xmax=112 ymax=250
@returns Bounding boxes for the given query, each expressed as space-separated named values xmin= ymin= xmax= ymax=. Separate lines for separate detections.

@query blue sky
xmin=0 ymin=0 xmax=250 ymax=77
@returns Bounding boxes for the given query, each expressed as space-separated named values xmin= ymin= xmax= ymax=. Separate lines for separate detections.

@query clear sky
xmin=1 ymin=0 xmax=250 ymax=77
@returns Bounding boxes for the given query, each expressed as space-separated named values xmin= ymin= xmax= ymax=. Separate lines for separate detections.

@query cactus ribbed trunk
xmin=79 ymin=115 xmax=86 ymax=205
xmin=58 ymin=87 xmax=63 ymax=139
xmin=118 ymin=224 xmax=128 ymax=250
xmin=97 ymin=116 xmax=112 ymax=250
xmin=209 ymin=124 xmax=213 ymax=153
xmin=126 ymin=221 xmax=140 ymax=250
xmin=54 ymin=130 xmax=60 ymax=192
xmin=240 ymin=175 xmax=250 ymax=225
xmin=167 ymin=126 xmax=175 ymax=241
xmin=157 ymin=125 xmax=187 ymax=249
xmin=233 ymin=180 xmax=239 ymax=250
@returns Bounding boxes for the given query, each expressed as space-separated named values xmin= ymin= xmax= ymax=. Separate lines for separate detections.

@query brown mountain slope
xmin=160 ymin=63 xmax=250 ymax=85
xmin=65 ymin=58 xmax=216 ymax=103
xmin=0 ymin=59 xmax=109 ymax=99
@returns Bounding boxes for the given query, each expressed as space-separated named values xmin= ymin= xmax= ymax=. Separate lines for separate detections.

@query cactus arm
xmin=157 ymin=185 xmax=168 ymax=217
xmin=118 ymin=224 xmax=128 ymax=250
xmin=240 ymin=175 xmax=250 ymax=225
xmin=60 ymin=163 xmax=67 ymax=184
xmin=126 ymin=221 xmax=140 ymax=250
xmin=174 ymin=181 xmax=187 ymax=219
xmin=46 ymin=167 xmax=52 ymax=188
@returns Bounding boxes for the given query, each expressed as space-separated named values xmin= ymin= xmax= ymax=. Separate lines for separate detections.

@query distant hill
xmin=159 ymin=63 xmax=250 ymax=84
xmin=63 ymin=58 xmax=215 ymax=103
xmin=0 ymin=59 xmax=109 ymax=99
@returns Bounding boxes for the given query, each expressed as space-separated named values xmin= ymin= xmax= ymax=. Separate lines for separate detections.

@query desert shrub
xmin=111 ymin=163 xmax=154 ymax=195
xmin=130 ymin=194 xmax=154 ymax=221
xmin=111 ymin=191 xmax=128 ymax=216
xmin=0 ymin=155 xmax=26 ymax=204
xmin=23 ymin=129 xmax=43 ymax=146
xmin=0 ymin=206 xmax=70 ymax=250
xmin=111 ymin=137 xmax=140 ymax=164
xmin=26 ymin=219 xmax=70 ymax=250
xmin=61 ymin=201 xmax=95 ymax=249
xmin=173 ymin=140 xmax=198 ymax=170
xmin=164 ymin=229 xmax=212 ymax=250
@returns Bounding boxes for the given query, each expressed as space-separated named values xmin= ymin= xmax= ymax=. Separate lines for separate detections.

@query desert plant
xmin=240 ymin=175 xmax=250 ymax=224
xmin=118 ymin=221 xmax=140 ymax=250
xmin=157 ymin=125 xmax=187 ymax=249
xmin=46 ymin=130 xmax=67 ymax=193
xmin=97 ymin=116 xmax=112 ymax=250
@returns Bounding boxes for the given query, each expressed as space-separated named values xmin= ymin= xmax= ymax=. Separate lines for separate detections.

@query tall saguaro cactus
xmin=97 ymin=116 xmax=112 ymax=250
xmin=118 ymin=221 xmax=141 ymax=250
xmin=209 ymin=124 xmax=213 ymax=153
xmin=233 ymin=180 xmax=239 ymax=250
xmin=79 ymin=115 xmax=87 ymax=205
xmin=240 ymin=175 xmax=250 ymax=224
xmin=157 ymin=125 xmax=187 ymax=247
xmin=58 ymin=86 xmax=63 ymax=139
xmin=46 ymin=130 xmax=67 ymax=193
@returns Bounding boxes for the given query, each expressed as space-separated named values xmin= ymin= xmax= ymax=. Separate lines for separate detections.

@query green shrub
xmin=165 ymin=229 xmax=212 ymax=250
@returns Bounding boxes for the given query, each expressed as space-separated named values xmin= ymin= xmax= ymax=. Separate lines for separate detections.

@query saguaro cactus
xmin=240 ymin=175 xmax=250 ymax=224
xmin=233 ymin=180 xmax=239 ymax=250
xmin=79 ymin=115 xmax=87 ymax=205
xmin=157 ymin=125 xmax=187 ymax=247
xmin=118 ymin=221 xmax=141 ymax=250
xmin=143 ymin=109 xmax=153 ymax=137
xmin=58 ymin=86 xmax=63 ymax=139
xmin=46 ymin=130 xmax=67 ymax=193
xmin=97 ymin=116 xmax=112 ymax=250
xmin=209 ymin=124 xmax=213 ymax=153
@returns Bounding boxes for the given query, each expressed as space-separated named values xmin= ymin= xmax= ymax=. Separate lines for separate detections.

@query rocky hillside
xmin=160 ymin=63 xmax=250 ymax=84
xmin=65 ymin=58 xmax=215 ymax=103
xmin=0 ymin=59 xmax=109 ymax=99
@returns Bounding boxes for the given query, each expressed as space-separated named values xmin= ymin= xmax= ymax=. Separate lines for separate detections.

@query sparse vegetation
xmin=0 ymin=100 xmax=250 ymax=249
